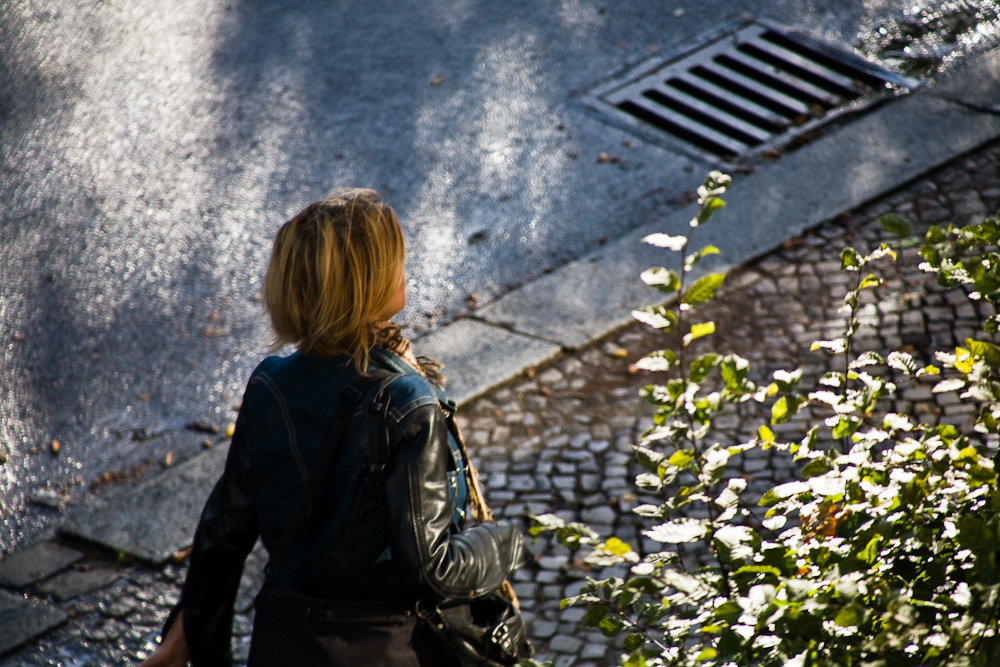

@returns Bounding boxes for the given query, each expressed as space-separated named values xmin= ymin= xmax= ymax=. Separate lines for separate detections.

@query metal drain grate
xmin=586 ymin=20 xmax=921 ymax=162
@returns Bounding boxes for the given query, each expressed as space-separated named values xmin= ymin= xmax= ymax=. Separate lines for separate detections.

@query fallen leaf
xmin=762 ymin=148 xmax=782 ymax=159
xmin=138 ymin=393 xmax=150 ymax=402
xmin=162 ymin=452 xmax=174 ymax=467
xmin=172 ymin=548 xmax=192 ymax=563
xmin=597 ymin=152 xmax=609 ymax=163
xmin=50 ymin=440 xmax=60 ymax=455
xmin=201 ymin=439 xmax=213 ymax=449
xmin=224 ymin=423 xmax=236 ymax=437
xmin=11 ymin=333 xmax=24 ymax=343
xmin=430 ymin=76 xmax=444 ymax=86
xmin=186 ymin=421 xmax=220 ymax=434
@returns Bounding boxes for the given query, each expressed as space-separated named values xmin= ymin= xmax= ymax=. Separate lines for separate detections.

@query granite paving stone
xmin=0 ymin=542 xmax=83 ymax=589
xmin=0 ymin=590 xmax=67 ymax=655
xmin=37 ymin=567 xmax=125 ymax=602
xmin=63 ymin=443 xmax=231 ymax=564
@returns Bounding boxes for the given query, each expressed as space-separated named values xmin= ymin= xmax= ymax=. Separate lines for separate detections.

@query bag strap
xmin=263 ymin=369 xmax=398 ymax=587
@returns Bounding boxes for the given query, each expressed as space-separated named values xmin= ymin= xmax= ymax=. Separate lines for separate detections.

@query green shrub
xmin=524 ymin=173 xmax=1000 ymax=667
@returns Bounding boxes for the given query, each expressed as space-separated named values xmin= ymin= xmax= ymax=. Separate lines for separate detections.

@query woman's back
xmin=246 ymin=352 xmax=411 ymax=601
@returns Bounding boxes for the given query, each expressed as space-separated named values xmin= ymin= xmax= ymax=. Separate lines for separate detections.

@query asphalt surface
xmin=2 ymin=0 xmax=1000 ymax=551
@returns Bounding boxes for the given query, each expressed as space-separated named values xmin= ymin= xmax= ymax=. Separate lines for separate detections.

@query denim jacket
xmin=174 ymin=348 xmax=526 ymax=665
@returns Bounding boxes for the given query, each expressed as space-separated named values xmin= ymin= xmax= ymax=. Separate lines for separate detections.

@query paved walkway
xmin=2 ymin=140 xmax=998 ymax=666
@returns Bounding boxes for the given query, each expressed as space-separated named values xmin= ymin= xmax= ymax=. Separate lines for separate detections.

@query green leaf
xmin=623 ymin=633 xmax=644 ymax=652
xmin=696 ymin=648 xmax=718 ymax=661
xmin=683 ymin=321 xmax=715 ymax=346
xmin=834 ymin=603 xmax=862 ymax=627
xmin=965 ymin=338 xmax=1000 ymax=367
xmin=800 ymin=458 xmax=833 ymax=478
xmin=598 ymin=615 xmax=624 ymax=637
xmin=692 ymin=196 xmax=726 ymax=227
xmin=682 ymin=274 xmax=725 ymax=304
xmin=771 ymin=395 xmax=803 ymax=425
xmin=720 ymin=354 xmax=751 ymax=391
xmin=858 ymin=273 xmax=881 ymax=289
xmin=684 ymin=245 xmax=721 ymax=271
xmin=690 ymin=353 xmax=721 ymax=382
xmin=831 ymin=416 xmax=860 ymax=439
xmin=879 ymin=212 xmax=911 ymax=238
xmin=735 ymin=565 xmax=781 ymax=577
xmin=758 ymin=425 xmax=775 ymax=444
xmin=623 ymin=651 xmax=648 ymax=667
xmin=840 ymin=247 xmax=859 ymax=270
xmin=640 ymin=267 xmax=681 ymax=294
xmin=635 ymin=446 xmax=666 ymax=472
xmin=583 ymin=605 xmax=610 ymax=627
xmin=667 ymin=449 xmax=694 ymax=468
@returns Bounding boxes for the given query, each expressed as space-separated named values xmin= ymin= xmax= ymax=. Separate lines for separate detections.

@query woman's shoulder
xmin=381 ymin=372 xmax=442 ymax=419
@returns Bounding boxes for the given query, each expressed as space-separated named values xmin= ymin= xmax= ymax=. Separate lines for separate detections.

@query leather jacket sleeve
xmin=383 ymin=400 xmax=526 ymax=605
xmin=176 ymin=409 xmax=259 ymax=666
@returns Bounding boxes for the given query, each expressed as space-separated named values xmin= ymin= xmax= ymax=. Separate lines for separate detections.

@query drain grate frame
xmin=584 ymin=19 xmax=922 ymax=163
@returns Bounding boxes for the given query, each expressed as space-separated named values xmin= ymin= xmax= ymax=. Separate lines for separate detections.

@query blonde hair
xmin=264 ymin=188 xmax=404 ymax=371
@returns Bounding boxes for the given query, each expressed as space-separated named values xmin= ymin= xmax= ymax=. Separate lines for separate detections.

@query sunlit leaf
xmin=933 ymin=378 xmax=966 ymax=393
xmin=887 ymin=351 xmax=916 ymax=374
xmin=683 ymin=321 xmax=715 ymax=346
xmin=640 ymin=267 xmax=681 ymax=294
xmin=642 ymin=233 xmax=687 ymax=250
xmin=645 ymin=518 xmax=708 ymax=543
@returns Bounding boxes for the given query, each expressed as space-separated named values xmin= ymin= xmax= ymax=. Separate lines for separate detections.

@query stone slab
xmin=0 ymin=589 xmax=67 ymax=655
xmin=0 ymin=542 xmax=83 ymax=589
xmin=478 ymin=94 xmax=1000 ymax=348
xmin=62 ymin=443 xmax=230 ymax=564
xmin=930 ymin=47 xmax=1000 ymax=113
xmin=414 ymin=319 xmax=562 ymax=407
xmin=35 ymin=566 xmax=122 ymax=601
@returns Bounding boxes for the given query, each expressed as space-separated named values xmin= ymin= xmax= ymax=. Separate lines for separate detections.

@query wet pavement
xmin=5 ymin=0 xmax=1000 ymax=555
xmin=1 ymin=128 xmax=998 ymax=666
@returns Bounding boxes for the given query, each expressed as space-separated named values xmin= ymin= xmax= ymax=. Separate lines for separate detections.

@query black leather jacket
xmin=174 ymin=348 xmax=526 ymax=665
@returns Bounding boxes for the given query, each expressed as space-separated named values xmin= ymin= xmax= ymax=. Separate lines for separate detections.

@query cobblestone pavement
xmin=3 ymin=139 xmax=1000 ymax=666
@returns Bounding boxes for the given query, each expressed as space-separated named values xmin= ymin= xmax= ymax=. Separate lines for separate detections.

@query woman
xmin=142 ymin=189 xmax=527 ymax=666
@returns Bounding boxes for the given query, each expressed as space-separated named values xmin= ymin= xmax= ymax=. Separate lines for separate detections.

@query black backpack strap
xmin=263 ymin=369 xmax=399 ymax=587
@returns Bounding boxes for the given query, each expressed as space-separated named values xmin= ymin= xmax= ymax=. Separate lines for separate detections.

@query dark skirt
xmin=248 ymin=587 xmax=449 ymax=667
